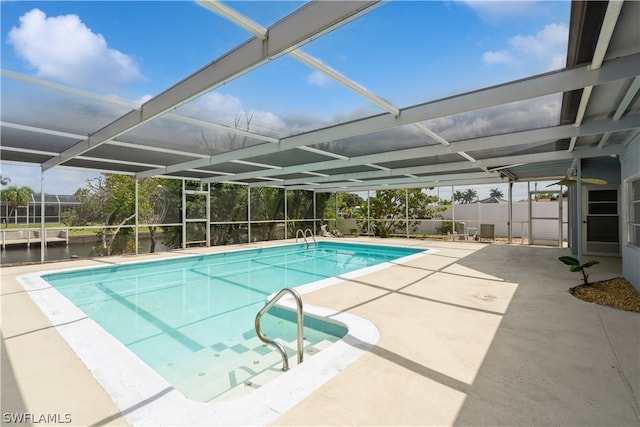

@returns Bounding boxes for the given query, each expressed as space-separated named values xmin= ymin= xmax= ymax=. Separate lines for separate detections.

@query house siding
xmin=621 ymin=137 xmax=640 ymax=289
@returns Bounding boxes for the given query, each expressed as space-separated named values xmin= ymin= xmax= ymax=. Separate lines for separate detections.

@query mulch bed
xmin=570 ymin=277 xmax=640 ymax=313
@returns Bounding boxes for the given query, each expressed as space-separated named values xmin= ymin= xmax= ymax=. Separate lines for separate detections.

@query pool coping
xmin=16 ymin=241 xmax=434 ymax=426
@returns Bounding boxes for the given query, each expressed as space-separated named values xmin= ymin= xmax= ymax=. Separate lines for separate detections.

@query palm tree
xmin=489 ymin=188 xmax=504 ymax=199
xmin=1 ymin=185 xmax=34 ymax=223
xmin=462 ymin=188 xmax=478 ymax=204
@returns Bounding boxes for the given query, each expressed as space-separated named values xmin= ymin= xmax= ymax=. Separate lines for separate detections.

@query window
xmin=628 ymin=175 xmax=640 ymax=248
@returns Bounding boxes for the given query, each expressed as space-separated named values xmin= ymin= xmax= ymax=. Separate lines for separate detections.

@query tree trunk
xmin=104 ymin=213 xmax=136 ymax=256
xmin=148 ymin=226 xmax=156 ymax=253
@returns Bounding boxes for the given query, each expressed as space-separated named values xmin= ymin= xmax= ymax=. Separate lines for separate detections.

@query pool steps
xmin=155 ymin=335 xmax=335 ymax=402
xmin=215 ymin=337 xmax=335 ymax=402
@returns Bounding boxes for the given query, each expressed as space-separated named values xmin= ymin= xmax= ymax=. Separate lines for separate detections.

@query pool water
xmin=42 ymin=241 xmax=422 ymax=401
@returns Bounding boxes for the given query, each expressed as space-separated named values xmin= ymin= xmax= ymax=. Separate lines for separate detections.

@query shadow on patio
xmin=273 ymin=240 xmax=639 ymax=426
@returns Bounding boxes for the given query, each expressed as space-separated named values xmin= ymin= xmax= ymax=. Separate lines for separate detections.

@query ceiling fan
xmin=546 ymin=161 xmax=609 ymax=187
xmin=547 ymin=176 xmax=608 ymax=187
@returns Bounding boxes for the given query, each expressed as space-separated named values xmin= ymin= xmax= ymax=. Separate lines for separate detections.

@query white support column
xmin=508 ymin=181 xmax=513 ymax=244
xmin=451 ymin=186 xmax=455 ymax=236
xmin=206 ymin=183 xmax=211 ymax=247
xmin=313 ymin=191 xmax=317 ymax=234
xmin=40 ymin=169 xmax=45 ymax=264
xmin=182 ymin=180 xmax=186 ymax=249
xmin=247 ymin=187 xmax=251 ymax=243
xmin=576 ymin=161 xmax=583 ymax=262
xmin=476 ymin=199 xmax=480 ymax=236
xmin=405 ymin=188 xmax=409 ymax=239
xmin=558 ymin=187 xmax=563 ymax=248
xmin=335 ymin=192 xmax=339 ymax=230
xmin=367 ymin=191 xmax=371 ymax=235
xmin=135 ymin=179 xmax=139 ymax=255
xmin=284 ymin=188 xmax=288 ymax=239
xmin=528 ymin=182 xmax=532 ymax=245
xmin=56 ymin=194 xmax=61 ymax=223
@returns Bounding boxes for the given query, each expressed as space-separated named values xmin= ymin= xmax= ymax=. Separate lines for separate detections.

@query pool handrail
xmin=304 ymin=228 xmax=317 ymax=248
xmin=254 ymin=287 xmax=304 ymax=371
xmin=295 ymin=228 xmax=317 ymax=248
xmin=295 ymin=228 xmax=308 ymax=247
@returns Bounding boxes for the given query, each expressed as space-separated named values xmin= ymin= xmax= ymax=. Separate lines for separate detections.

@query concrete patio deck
xmin=2 ymin=238 xmax=638 ymax=426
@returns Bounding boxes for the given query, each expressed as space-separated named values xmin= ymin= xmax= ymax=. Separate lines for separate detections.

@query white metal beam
xmin=275 ymin=152 xmax=573 ymax=187
xmin=277 ymin=171 xmax=494 ymax=187
xmin=2 ymin=70 xmax=280 ymax=144
xmin=41 ymin=0 xmax=380 ymax=171
xmin=199 ymin=115 xmax=639 ymax=183
xmin=411 ymin=123 xmax=450 ymax=146
xmin=75 ymin=156 xmax=164 ymax=169
xmin=289 ymin=49 xmax=400 ymax=116
xmin=297 ymin=146 xmax=350 ymax=160
xmin=597 ymin=132 xmax=612 ymax=149
xmin=623 ymin=129 xmax=640 ymax=146
xmin=231 ymin=159 xmax=281 ymax=169
xmin=590 ymin=1 xmax=624 ymax=71
xmin=1 ymin=146 xmax=57 ymax=156
xmin=199 ymin=2 xmax=401 ymax=117
xmin=287 ymin=142 xmax=621 ymax=192
xmin=1 ymin=69 xmax=137 ymax=109
xmin=569 ymin=0 xmax=624 ymax=148
xmin=138 ymin=53 xmax=640 ymax=178
xmin=197 ymin=1 xmax=268 ymax=39
xmin=612 ymin=75 xmax=640 ymax=120
xmin=457 ymin=152 xmax=477 ymax=163
xmin=1 ymin=121 xmax=211 ymax=159
xmin=309 ymin=176 xmax=506 ymax=193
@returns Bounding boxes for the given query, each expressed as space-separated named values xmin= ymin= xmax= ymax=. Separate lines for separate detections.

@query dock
xmin=1 ymin=229 xmax=69 ymax=249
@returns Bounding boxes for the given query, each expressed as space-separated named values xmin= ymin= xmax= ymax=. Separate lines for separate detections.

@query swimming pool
xmin=20 ymin=240 xmax=431 ymax=425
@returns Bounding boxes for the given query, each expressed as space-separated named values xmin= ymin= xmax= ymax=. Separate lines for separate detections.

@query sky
xmin=0 ymin=0 xmax=571 ymax=199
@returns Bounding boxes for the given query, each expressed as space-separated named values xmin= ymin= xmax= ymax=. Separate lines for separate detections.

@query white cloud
xmin=482 ymin=50 xmax=513 ymax=65
xmin=509 ymin=23 xmax=568 ymax=59
xmin=307 ymin=70 xmax=332 ymax=87
xmin=175 ymin=92 xmax=287 ymax=138
xmin=483 ymin=23 xmax=568 ymax=71
xmin=196 ymin=92 xmax=245 ymax=122
xmin=7 ymin=8 xmax=142 ymax=93
xmin=459 ymin=1 xmax=546 ymax=23
xmin=547 ymin=53 xmax=567 ymax=71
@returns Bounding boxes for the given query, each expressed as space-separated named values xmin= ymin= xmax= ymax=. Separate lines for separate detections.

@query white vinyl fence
xmin=336 ymin=200 xmax=568 ymax=243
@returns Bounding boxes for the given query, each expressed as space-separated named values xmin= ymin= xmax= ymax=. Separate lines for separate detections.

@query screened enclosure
xmin=1 ymin=1 xmax=639 ymax=269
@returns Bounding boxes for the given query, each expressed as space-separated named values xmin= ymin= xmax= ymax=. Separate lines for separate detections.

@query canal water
xmin=1 ymin=239 xmax=168 ymax=265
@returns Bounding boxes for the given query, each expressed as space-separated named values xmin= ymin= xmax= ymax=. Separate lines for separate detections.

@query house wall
xmin=568 ymin=157 xmax=623 ymax=257
xmin=621 ymin=138 xmax=640 ymax=289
